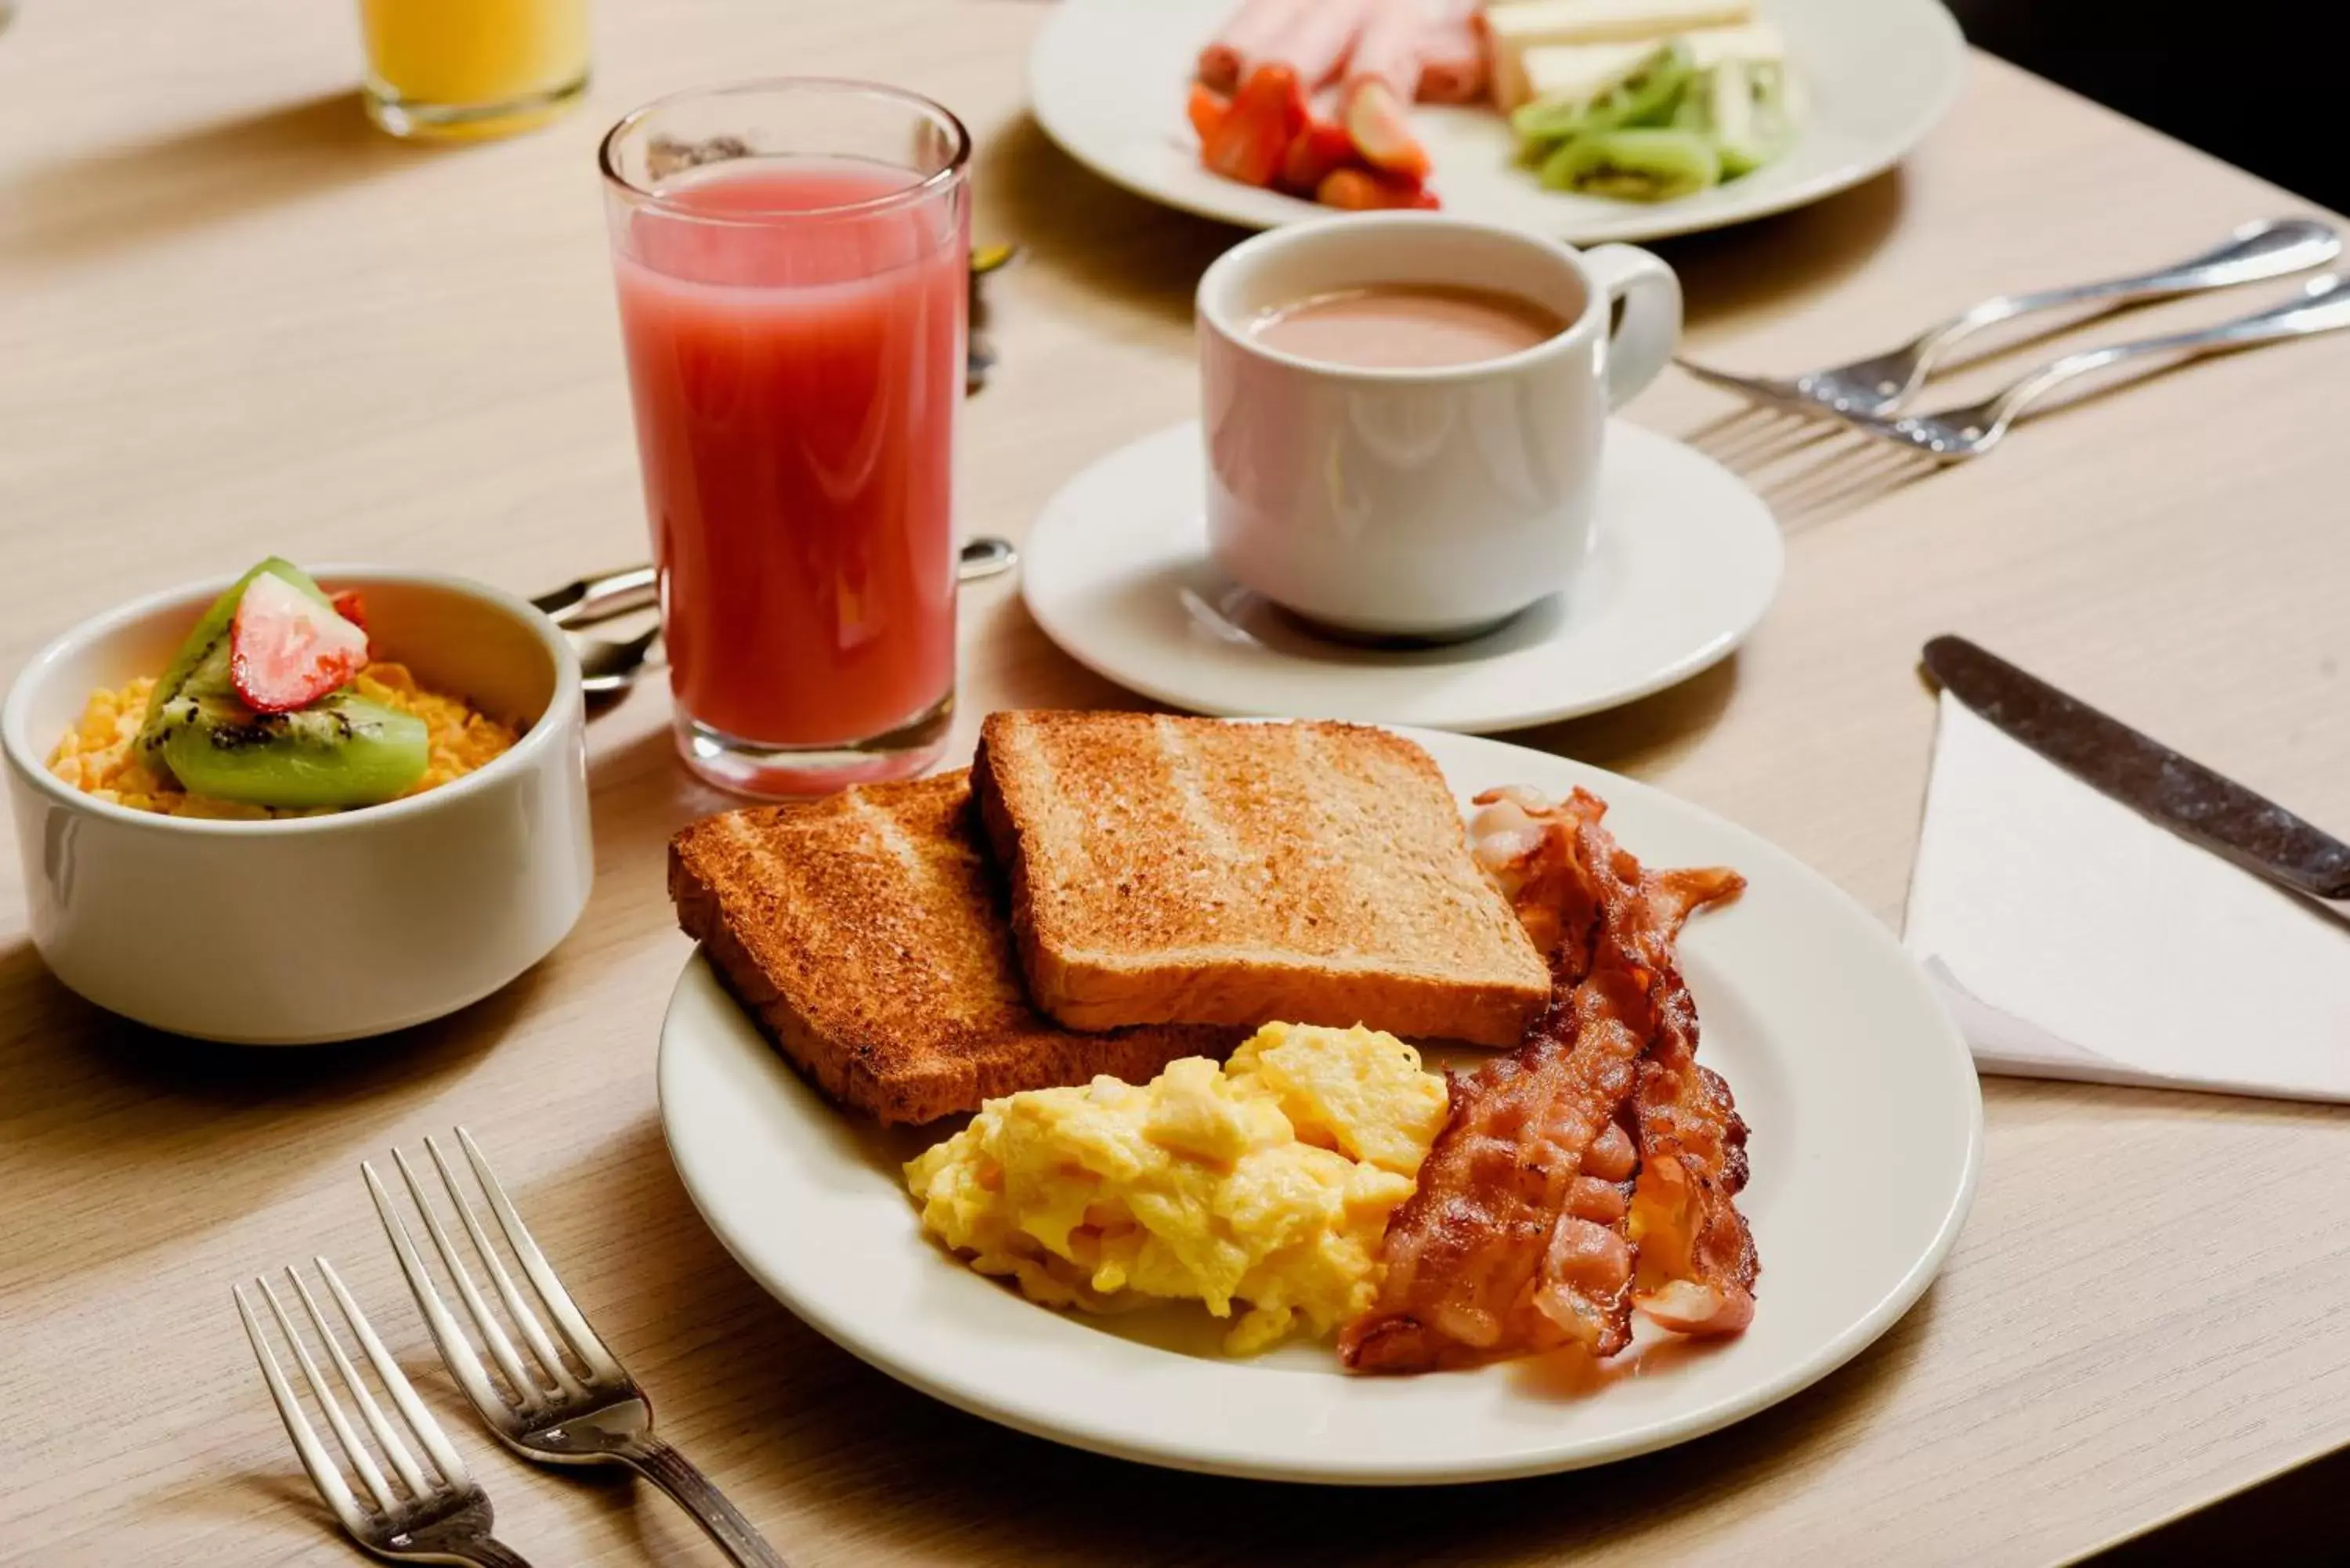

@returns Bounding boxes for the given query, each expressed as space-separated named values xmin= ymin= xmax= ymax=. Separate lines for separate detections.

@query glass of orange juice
xmin=360 ymin=0 xmax=591 ymax=140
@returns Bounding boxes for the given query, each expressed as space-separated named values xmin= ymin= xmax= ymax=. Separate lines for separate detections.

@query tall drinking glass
xmin=600 ymin=81 xmax=971 ymax=797
xmin=360 ymin=0 xmax=590 ymax=140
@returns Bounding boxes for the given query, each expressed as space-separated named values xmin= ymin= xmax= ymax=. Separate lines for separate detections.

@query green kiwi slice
xmin=157 ymin=693 xmax=430 ymax=810
xmin=138 ymin=558 xmax=332 ymax=755
xmin=1540 ymin=127 xmax=1723 ymax=201
xmin=1511 ymin=42 xmax=1694 ymax=146
xmin=1671 ymin=60 xmax=1798 ymax=179
xmin=1713 ymin=60 xmax=1798 ymax=178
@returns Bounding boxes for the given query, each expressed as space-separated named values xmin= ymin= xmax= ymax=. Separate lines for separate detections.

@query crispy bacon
xmin=1626 ymin=871 xmax=1758 ymax=1335
xmin=1340 ymin=789 xmax=1749 ymax=1374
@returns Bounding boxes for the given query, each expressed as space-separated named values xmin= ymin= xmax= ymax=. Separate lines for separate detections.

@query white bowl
xmin=2 ymin=567 xmax=594 ymax=1044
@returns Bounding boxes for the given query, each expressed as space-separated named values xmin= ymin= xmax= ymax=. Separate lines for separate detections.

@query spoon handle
xmin=545 ymin=537 xmax=1018 ymax=631
xmin=533 ymin=564 xmax=656 ymax=627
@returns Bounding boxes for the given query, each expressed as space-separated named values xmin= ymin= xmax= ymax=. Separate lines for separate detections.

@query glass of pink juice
xmin=599 ymin=81 xmax=970 ymax=797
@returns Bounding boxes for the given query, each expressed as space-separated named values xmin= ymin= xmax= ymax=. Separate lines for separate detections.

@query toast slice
xmin=972 ymin=712 xmax=1551 ymax=1046
xmin=670 ymin=771 xmax=1234 ymax=1125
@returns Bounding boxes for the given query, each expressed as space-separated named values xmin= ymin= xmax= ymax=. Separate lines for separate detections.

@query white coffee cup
xmin=1196 ymin=212 xmax=1680 ymax=640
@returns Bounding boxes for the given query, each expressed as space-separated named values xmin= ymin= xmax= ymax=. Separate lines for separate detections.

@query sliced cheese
xmin=1487 ymin=0 xmax=1757 ymax=107
xmin=1517 ymin=20 xmax=1788 ymax=102
xmin=1680 ymin=20 xmax=1784 ymax=68
xmin=1483 ymin=0 xmax=1754 ymax=45
xmin=1511 ymin=41 xmax=1655 ymax=111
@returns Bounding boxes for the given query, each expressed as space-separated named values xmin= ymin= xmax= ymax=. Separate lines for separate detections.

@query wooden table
xmin=5 ymin=3 xmax=2347 ymax=1563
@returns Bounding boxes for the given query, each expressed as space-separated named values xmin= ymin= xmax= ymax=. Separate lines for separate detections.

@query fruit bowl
xmin=0 ymin=566 xmax=593 ymax=1044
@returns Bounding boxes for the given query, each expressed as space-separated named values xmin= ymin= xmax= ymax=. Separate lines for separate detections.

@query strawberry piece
xmin=1187 ymin=83 xmax=1230 ymax=147
xmin=1278 ymin=119 xmax=1358 ymax=197
xmin=1203 ymin=63 xmax=1307 ymax=188
xmin=1316 ymin=166 xmax=1441 ymax=211
xmin=1343 ymin=79 xmax=1432 ymax=179
xmin=230 ymin=572 xmax=370 ymax=714
xmin=1240 ymin=63 xmax=1310 ymax=139
xmin=330 ymin=589 xmax=369 ymax=630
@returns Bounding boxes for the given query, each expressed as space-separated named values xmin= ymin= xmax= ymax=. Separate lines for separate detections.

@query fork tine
xmin=421 ymin=1133 xmax=588 ymax=1397
xmin=456 ymin=1125 xmax=627 ymax=1382
xmin=256 ymin=1274 xmax=397 ymax=1516
xmin=1673 ymin=356 xmax=1822 ymax=417
xmin=316 ymin=1257 xmax=472 ymax=1488
xmin=389 ymin=1145 xmax=548 ymax=1411
xmin=285 ymin=1266 xmax=431 ymax=1501
xmin=237 ymin=1284 xmax=367 ymax=1534
xmin=366 ymin=1159 xmax=513 ymax=1421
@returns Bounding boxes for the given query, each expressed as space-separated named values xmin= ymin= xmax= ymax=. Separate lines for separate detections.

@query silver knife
xmin=1922 ymin=635 xmax=2350 ymax=903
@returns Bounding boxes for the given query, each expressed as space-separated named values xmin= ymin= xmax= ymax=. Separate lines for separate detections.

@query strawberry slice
xmin=1278 ymin=119 xmax=1358 ymax=197
xmin=1317 ymin=166 xmax=1441 ymax=211
xmin=330 ymin=589 xmax=369 ymax=630
xmin=1203 ymin=64 xmax=1307 ymax=188
xmin=1187 ymin=83 xmax=1230 ymax=147
xmin=230 ymin=572 xmax=370 ymax=714
xmin=1343 ymin=80 xmax=1432 ymax=179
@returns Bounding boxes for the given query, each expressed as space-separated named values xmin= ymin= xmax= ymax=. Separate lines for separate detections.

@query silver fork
xmin=367 ymin=1129 xmax=788 ymax=1568
xmin=1810 ymin=273 xmax=2350 ymax=463
xmin=1678 ymin=217 xmax=2339 ymax=417
xmin=236 ymin=1262 xmax=534 ymax=1568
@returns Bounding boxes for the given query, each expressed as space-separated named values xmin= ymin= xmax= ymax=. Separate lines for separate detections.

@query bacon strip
xmin=1627 ymin=870 xmax=1759 ymax=1336
xmin=1340 ymin=789 xmax=1748 ymax=1374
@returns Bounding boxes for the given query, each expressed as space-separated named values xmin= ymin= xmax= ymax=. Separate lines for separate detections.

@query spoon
xmin=576 ymin=535 xmax=1019 ymax=697
xmin=577 ymin=623 xmax=663 ymax=698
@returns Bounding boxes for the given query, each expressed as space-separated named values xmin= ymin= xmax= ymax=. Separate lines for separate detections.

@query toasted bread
xmin=670 ymin=771 xmax=1233 ymax=1125
xmin=972 ymin=712 xmax=1551 ymax=1046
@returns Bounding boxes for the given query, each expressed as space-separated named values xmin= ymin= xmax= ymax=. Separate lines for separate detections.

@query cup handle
xmin=1580 ymin=244 xmax=1681 ymax=410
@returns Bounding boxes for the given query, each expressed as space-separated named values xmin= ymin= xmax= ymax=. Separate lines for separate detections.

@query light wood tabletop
xmin=5 ymin=2 xmax=2348 ymax=1563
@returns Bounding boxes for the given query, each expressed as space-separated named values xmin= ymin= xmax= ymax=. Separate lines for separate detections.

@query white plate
xmin=1019 ymin=420 xmax=1781 ymax=732
xmin=1029 ymin=0 xmax=1966 ymax=245
xmin=658 ymin=726 xmax=1982 ymax=1485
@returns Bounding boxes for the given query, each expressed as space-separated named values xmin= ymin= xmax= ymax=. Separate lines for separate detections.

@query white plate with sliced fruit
xmin=659 ymin=722 xmax=1983 ymax=1484
xmin=1029 ymin=0 xmax=1965 ymax=243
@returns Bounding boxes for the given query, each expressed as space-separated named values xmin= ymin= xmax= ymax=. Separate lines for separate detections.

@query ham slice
xmin=1344 ymin=0 xmax=1436 ymax=101
xmin=1415 ymin=13 xmax=1488 ymax=103
xmin=1342 ymin=0 xmax=1488 ymax=103
xmin=1340 ymin=0 xmax=1485 ymax=173
xmin=1268 ymin=0 xmax=1379 ymax=89
xmin=1198 ymin=0 xmax=1315 ymax=93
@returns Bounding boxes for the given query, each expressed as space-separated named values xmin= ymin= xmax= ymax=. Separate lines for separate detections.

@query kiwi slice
xmin=157 ymin=693 xmax=430 ymax=810
xmin=138 ymin=558 xmax=332 ymax=755
xmin=1670 ymin=60 xmax=1798 ymax=179
xmin=1540 ymin=127 xmax=1723 ymax=201
xmin=1713 ymin=60 xmax=1798 ymax=179
xmin=1511 ymin=42 xmax=1694 ymax=146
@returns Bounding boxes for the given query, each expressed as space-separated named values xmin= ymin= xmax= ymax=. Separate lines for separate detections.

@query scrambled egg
xmin=906 ymin=1022 xmax=1451 ymax=1353
xmin=45 ymin=664 xmax=517 ymax=820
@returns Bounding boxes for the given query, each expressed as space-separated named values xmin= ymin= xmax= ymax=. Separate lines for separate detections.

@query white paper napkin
xmin=1904 ymin=692 xmax=2350 ymax=1100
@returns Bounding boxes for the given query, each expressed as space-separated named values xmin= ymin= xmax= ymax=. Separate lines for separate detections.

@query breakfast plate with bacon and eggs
xmin=657 ymin=712 xmax=1980 ymax=1483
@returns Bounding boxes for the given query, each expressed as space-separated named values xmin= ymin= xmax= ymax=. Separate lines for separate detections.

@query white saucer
xmin=1021 ymin=421 xmax=1783 ymax=732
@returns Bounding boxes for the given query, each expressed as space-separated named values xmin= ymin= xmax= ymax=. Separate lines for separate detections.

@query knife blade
xmin=1922 ymin=635 xmax=2350 ymax=903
